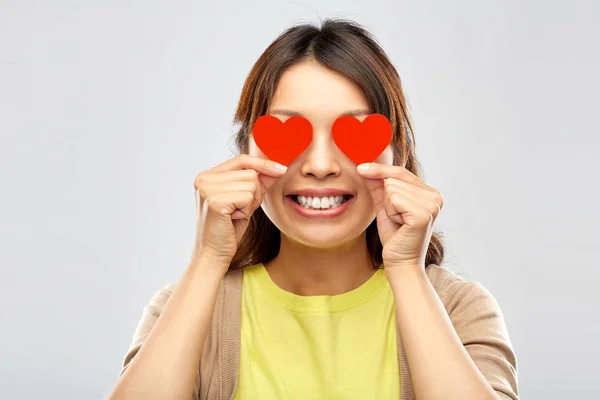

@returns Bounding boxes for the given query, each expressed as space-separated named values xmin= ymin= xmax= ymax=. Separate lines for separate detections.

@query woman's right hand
xmin=192 ymin=154 xmax=287 ymax=271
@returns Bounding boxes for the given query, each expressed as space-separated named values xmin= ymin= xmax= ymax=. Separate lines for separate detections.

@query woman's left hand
xmin=357 ymin=162 xmax=444 ymax=270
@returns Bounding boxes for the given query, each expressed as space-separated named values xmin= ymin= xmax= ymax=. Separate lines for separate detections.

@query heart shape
xmin=252 ymin=115 xmax=313 ymax=166
xmin=331 ymin=113 xmax=392 ymax=164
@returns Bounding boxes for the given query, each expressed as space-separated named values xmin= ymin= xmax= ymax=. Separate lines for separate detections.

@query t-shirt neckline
xmin=251 ymin=262 xmax=387 ymax=313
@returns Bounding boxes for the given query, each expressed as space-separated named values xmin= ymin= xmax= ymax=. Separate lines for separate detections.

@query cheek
xmin=248 ymin=137 xmax=259 ymax=156
xmin=374 ymin=145 xmax=394 ymax=165
xmin=260 ymin=188 xmax=284 ymax=227
xmin=248 ymin=136 xmax=266 ymax=158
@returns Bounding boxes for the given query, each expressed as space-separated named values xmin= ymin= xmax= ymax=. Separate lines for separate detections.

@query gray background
xmin=1 ymin=0 xmax=598 ymax=399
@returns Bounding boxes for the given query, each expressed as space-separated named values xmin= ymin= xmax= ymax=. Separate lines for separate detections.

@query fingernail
xmin=273 ymin=162 xmax=288 ymax=171
xmin=357 ymin=163 xmax=371 ymax=171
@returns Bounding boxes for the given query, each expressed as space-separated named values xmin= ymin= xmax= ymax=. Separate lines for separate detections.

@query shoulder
xmin=143 ymin=283 xmax=177 ymax=316
xmin=144 ymin=267 xmax=244 ymax=311
xmin=425 ymin=264 xmax=501 ymax=314
xmin=424 ymin=263 xmax=470 ymax=290
xmin=120 ymin=283 xmax=176 ymax=373
xmin=152 ymin=282 xmax=176 ymax=298
xmin=424 ymin=264 xmax=510 ymax=334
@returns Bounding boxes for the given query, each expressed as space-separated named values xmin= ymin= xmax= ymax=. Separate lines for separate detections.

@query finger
xmin=200 ymin=181 xmax=261 ymax=211
xmin=384 ymin=190 xmax=433 ymax=228
xmin=258 ymin=174 xmax=282 ymax=192
xmin=385 ymin=183 xmax=442 ymax=221
xmin=357 ymin=162 xmax=432 ymax=191
xmin=196 ymin=157 xmax=284 ymax=193
xmin=361 ymin=176 xmax=385 ymax=211
xmin=384 ymin=178 xmax=444 ymax=211
xmin=205 ymin=191 xmax=256 ymax=220
xmin=196 ymin=169 xmax=266 ymax=196
xmin=197 ymin=169 xmax=259 ymax=184
xmin=384 ymin=178 xmax=421 ymax=197
xmin=206 ymin=154 xmax=288 ymax=177
xmin=360 ymin=175 xmax=433 ymax=215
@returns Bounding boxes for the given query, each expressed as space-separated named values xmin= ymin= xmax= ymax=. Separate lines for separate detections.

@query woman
xmin=109 ymin=19 xmax=518 ymax=400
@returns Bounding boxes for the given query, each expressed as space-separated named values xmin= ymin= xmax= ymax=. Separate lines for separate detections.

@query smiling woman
xmin=232 ymin=24 xmax=442 ymax=272
xmin=245 ymin=58 xmax=397 ymax=254
xmin=109 ymin=18 xmax=519 ymax=400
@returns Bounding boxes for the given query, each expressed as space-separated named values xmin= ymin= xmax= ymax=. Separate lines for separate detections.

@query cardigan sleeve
xmin=120 ymin=283 xmax=176 ymax=375
xmin=119 ymin=282 xmax=203 ymax=400
xmin=444 ymin=278 xmax=519 ymax=400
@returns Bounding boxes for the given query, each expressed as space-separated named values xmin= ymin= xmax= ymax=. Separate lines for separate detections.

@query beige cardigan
xmin=122 ymin=264 xmax=519 ymax=400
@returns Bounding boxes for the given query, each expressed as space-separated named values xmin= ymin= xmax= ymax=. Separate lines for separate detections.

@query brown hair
xmin=229 ymin=18 xmax=445 ymax=271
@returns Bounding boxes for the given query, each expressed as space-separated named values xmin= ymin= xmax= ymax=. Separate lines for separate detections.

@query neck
xmin=263 ymin=233 xmax=378 ymax=296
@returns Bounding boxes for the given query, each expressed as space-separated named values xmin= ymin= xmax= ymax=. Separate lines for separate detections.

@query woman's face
xmin=249 ymin=60 xmax=394 ymax=248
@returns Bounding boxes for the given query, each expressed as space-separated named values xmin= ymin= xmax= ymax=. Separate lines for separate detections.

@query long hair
xmin=228 ymin=18 xmax=445 ymax=271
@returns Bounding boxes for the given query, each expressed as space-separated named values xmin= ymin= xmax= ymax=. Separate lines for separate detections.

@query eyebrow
xmin=269 ymin=108 xmax=370 ymax=117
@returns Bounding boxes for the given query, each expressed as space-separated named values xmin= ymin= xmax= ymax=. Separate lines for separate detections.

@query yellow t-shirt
xmin=233 ymin=263 xmax=400 ymax=400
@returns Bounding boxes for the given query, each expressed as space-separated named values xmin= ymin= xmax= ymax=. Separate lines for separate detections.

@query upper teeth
xmin=296 ymin=195 xmax=345 ymax=209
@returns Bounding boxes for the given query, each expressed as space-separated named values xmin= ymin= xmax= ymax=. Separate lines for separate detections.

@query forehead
xmin=269 ymin=60 xmax=369 ymax=116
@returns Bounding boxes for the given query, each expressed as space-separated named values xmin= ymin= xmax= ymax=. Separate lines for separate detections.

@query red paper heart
xmin=331 ymin=114 xmax=392 ymax=164
xmin=252 ymin=115 xmax=313 ymax=166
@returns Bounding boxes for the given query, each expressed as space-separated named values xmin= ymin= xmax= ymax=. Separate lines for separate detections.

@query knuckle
xmin=239 ymin=154 xmax=252 ymax=165
xmin=416 ymin=211 xmax=430 ymax=224
xmin=199 ymin=187 xmax=209 ymax=200
xmin=248 ymin=180 xmax=258 ymax=193
xmin=427 ymin=212 xmax=436 ymax=223
xmin=204 ymin=195 xmax=216 ymax=209
xmin=205 ymin=196 xmax=224 ymax=213
xmin=384 ymin=178 xmax=398 ymax=187
xmin=246 ymin=168 xmax=259 ymax=179
xmin=194 ymin=173 xmax=206 ymax=190
xmin=433 ymin=191 xmax=444 ymax=208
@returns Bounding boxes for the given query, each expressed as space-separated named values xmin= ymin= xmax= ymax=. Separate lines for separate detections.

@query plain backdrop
xmin=1 ymin=0 xmax=598 ymax=399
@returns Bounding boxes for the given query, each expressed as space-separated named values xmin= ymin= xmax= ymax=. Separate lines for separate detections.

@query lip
xmin=285 ymin=194 xmax=354 ymax=218
xmin=287 ymin=188 xmax=354 ymax=197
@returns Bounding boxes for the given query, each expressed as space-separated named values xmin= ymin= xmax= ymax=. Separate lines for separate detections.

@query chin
xmin=269 ymin=213 xmax=370 ymax=250
xmin=283 ymin=229 xmax=357 ymax=249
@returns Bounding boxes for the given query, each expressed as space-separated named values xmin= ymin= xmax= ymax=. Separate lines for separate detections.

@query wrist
xmin=189 ymin=251 xmax=231 ymax=278
xmin=384 ymin=263 xmax=427 ymax=284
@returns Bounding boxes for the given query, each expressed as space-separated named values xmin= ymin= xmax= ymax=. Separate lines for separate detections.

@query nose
xmin=298 ymin=130 xmax=342 ymax=179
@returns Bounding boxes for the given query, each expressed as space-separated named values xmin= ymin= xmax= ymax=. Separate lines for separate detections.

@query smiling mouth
xmin=289 ymin=194 xmax=353 ymax=210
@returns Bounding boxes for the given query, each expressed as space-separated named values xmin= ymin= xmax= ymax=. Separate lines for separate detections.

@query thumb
xmin=361 ymin=175 xmax=385 ymax=212
xmin=258 ymin=173 xmax=280 ymax=195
